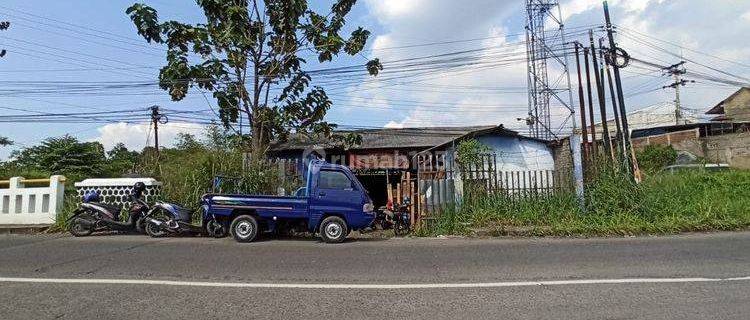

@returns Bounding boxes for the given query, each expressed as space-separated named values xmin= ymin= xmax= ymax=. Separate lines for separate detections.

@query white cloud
xmin=743 ymin=10 xmax=750 ymax=22
xmin=365 ymin=0 xmax=424 ymax=19
xmin=560 ymin=0 xmax=661 ymax=20
xmin=384 ymin=120 xmax=404 ymax=129
xmin=562 ymin=0 xmax=750 ymax=109
xmin=92 ymin=122 xmax=204 ymax=152
xmin=357 ymin=1 xmax=528 ymax=129
xmin=343 ymin=0 xmax=750 ymax=134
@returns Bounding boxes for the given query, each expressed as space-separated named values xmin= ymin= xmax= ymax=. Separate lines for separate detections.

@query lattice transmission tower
xmin=524 ymin=0 xmax=575 ymax=140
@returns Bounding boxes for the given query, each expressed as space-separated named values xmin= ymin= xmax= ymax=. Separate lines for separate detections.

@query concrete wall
xmin=550 ymin=138 xmax=573 ymax=174
xmin=0 ymin=176 xmax=65 ymax=226
xmin=633 ymin=129 xmax=750 ymax=169
xmin=703 ymin=131 xmax=750 ymax=169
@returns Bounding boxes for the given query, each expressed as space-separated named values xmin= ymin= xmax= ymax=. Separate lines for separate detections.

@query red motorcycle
xmin=373 ymin=197 xmax=411 ymax=236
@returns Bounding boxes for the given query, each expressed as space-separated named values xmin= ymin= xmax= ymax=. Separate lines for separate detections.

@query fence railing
xmin=0 ymin=176 xmax=66 ymax=225
xmin=415 ymin=152 xmax=572 ymax=224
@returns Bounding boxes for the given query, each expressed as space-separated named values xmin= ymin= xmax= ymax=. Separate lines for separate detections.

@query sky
xmin=1 ymin=0 xmax=750 ymax=160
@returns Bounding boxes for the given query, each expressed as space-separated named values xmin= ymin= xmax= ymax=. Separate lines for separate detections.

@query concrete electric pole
xmin=662 ymin=61 xmax=695 ymax=125
xmin=150 ymin=105 xmax=167 ymax=155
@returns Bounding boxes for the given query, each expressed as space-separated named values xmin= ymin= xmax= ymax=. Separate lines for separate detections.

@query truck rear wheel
xmin=230 ymin=215 xmax=259 ymax=243
xmin=319 ymin=216 xmax=348 ymax=244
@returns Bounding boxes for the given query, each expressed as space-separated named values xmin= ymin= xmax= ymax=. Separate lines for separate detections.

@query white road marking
xmin=0 ymin=276 xmax=748 ymax=289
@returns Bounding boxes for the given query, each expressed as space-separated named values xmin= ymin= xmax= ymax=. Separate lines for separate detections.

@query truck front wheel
xmin=230 ymin=215 xmax=259 ymax=243
xmin=319 ymin=216 xmax=348 ymax=244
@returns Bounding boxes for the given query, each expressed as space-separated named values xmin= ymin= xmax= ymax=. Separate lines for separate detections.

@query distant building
xmin=706 ymin=87 xmax=750 ymax=122
xmin=624 ymin=88 xmax=750 ymax=169
xmin=594 ymin=102 xmax=699 ymax=137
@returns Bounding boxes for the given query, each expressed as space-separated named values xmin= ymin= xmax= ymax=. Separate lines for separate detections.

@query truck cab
xmin=202 ymin=160 xmax=375 ymax=243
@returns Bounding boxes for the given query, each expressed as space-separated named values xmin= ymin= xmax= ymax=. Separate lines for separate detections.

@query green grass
xmin=419 ymin=169 xmax=750 ymax=237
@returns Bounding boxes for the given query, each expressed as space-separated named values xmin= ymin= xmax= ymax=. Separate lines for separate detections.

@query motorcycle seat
xmin=158 ymin=202 xmax=193 ymax=222
xmin=90 ymin=202 xmax=122 ymax=216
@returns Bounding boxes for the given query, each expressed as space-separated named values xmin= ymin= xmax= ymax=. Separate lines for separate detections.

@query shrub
xmin=636 ymin=144 xmax=677 ymax=174
xmin=420 ymin=168 xmax=750 ymax=237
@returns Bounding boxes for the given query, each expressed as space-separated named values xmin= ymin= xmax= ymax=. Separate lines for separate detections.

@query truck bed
xmin=204 ymin=194 xmax=309 ymax=218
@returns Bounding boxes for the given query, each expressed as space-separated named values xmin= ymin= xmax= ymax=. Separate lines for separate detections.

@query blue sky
xmin=2 ymin=0 xmax=749 ymax=160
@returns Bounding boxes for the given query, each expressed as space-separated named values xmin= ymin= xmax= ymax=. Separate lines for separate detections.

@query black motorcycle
xmin=67 ymin=182 xmax=150 ymax=237
xmin=142 ymin=201 xmax=227 ymax=238
xmin=373 ymin=197 xmax=411 ymax=236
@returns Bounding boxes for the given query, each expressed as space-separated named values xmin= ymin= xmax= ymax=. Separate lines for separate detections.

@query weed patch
xmin=419 ymin=169 xmax=750 ymax=237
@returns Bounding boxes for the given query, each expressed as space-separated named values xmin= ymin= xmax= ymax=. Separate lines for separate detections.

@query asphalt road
xmin=0 ymin=232 xmax=749 ymax=319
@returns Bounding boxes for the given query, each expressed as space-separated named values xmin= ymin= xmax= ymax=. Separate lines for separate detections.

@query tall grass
xmin=421 ymin=169 xmax=750 ymax=236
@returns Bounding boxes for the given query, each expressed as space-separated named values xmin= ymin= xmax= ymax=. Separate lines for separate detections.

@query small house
xmin=706 ymin=87 xmax=750 ymax=122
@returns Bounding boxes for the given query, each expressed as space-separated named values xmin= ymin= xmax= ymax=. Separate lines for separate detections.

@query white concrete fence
xmin=0 ymin=176 xmax=66 ymax=225
xmin=75 ymin=178 xmax=162 ymax=206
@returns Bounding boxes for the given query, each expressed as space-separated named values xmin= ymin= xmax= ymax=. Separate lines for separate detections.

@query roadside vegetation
xmin=0 ymin=126 xmax=293 ymax=231
xmin=3 ymin=132 xmax=748 ymax=237
xmin=419 ymin=143 xmax=750 ymax=237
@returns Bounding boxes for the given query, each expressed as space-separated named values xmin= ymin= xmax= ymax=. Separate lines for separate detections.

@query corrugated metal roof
xmin=270 ymin=125 xmax=495 ymax=151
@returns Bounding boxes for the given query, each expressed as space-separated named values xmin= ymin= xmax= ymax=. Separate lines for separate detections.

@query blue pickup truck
xmin=202 ymin=159 xmax=375 ymax=243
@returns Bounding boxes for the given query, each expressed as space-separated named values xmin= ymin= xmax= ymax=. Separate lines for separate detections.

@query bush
xmin=636 ymin=144 xmax=677 ymax=174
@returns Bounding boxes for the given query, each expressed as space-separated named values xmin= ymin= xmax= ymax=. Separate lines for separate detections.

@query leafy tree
xmin=456 ymin=139 xmax=490 ymax=203
xmin=0 ymin=20 xmax=8 ymax=58
xmin=0 ymin=136 xmax=12 ymax=147
xmin=126 ymin=0 xmax=381 ymax=157
xmin=10 ymin=136 xmax=107 ymax=178
xmin=173 ymin=133 xmax=204 ymax=151
xmin=202 ymin=124 xmax=241 ymax=151
xmin=105 ymin=143 xmax=141 ymax=175
xmin=456 ymin=139 xmax=490 ymax=172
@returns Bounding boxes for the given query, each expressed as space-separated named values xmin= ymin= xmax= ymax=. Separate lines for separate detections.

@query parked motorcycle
xmin=67 ymin=182 xmax=149 ymax=237
xmin=142 ymin=201 xmax=227 ymax=238
xmin=373 ymin=196 xmax=411 ymax=236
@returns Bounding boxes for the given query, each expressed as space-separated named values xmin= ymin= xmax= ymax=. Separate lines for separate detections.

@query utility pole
xmin=583 ymin=48 xmax=598 ymax=163
xmin=603 ymin=0 xmax=633 ymax=175
xmin=574 ymin=43 xmax=590 ymax=167
xmin=590 ymin=30 xmax=613 ymax=161
xmin=662 ymin=61 xmax=694 ymax=125
xmin=601 ymin=38 xmax=624 ymax=161
xmin=150 ymin=105 xmax=167 ymax=155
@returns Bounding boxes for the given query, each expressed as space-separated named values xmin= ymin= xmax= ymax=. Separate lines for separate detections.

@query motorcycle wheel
xmin=206 ymin=219 xmax=228 ymax=238
xmin=145 ymin=221 xmax=168 ymax=238
xmin=69 ymin=217 xmax=94 ymax=237
xmin=393 ymin=221 xmax=409 ymax=236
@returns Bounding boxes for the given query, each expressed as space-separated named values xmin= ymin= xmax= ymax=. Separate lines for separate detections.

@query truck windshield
xmin=318 ymin=170 xmax=354 ymax=190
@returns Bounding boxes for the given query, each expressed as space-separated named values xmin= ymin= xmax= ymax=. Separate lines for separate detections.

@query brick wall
xmin=632 ymin=129 xmax=750 ymax=169
xmin=631 ymin=129 xmax=700 ymax=150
